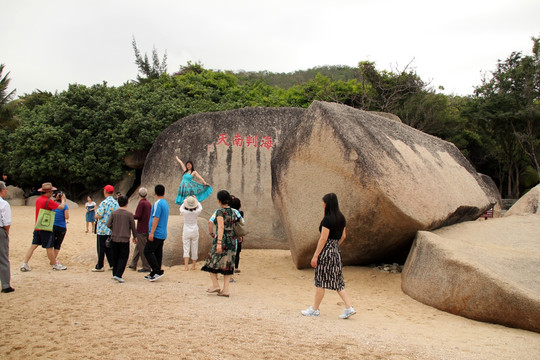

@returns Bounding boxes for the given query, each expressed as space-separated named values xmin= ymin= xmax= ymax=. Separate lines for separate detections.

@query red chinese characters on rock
xmin=213 ymin=133 xmax=273 ymax=149
xmin=216 ymin=133 xmax=230 ymax=146
xmin=260 ymin=136 xmax=273 ymax=149
xmin=246 ymin=135 xmax=257 ymax=148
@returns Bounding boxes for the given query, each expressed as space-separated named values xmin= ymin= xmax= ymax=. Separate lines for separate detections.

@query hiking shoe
xmin=149 ymin=273 xmax=163 ymax=282
xmin=91 ymin=267 xmax=104 ymax=272
xmin=339 ymin=307 xmax=356 ymax=319
xmin=301 ymin=306 xmax=320 ymax=317
xmin=113 ymin=276 xmax=125 ymax=283
xmin=20 ymin=263 xmax=31 ymax=272
xmin=53 ymin=263 xmax=67 ymax=271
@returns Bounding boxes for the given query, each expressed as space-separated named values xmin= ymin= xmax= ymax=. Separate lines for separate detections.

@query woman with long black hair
xmin=201 ymin=190 xmax=238 ymax=297
xmin=301 ymin=193 xmax=356 ymax=319
xmin=174 ymin=156 xmax=213 ymax=205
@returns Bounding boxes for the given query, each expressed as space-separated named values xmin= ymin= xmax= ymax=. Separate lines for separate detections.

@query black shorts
xmin=53 ymin=225 xmax=67 ymax=250
xmin=32 ymin=230 xmax=54 ymax=249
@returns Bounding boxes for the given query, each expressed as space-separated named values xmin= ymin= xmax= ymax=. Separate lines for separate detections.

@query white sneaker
xmin=339 ymin=307 xmax=356 ymax=319
xmin=91 ymin=267 xmax=104 ymax=272
xmin=113 ymin=276 xmax=125 ymax=283
xmin=20 ymin=263 xmax=31 ymax=272
xmin=52 ymin=263 xmax=67 ymax=271
xmin=301 ymin=306 xmax=320 ymax=317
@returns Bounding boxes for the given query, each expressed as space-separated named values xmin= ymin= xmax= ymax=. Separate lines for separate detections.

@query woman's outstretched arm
xmin=192 ymin=171 xmax=208 ymax=186
xmin=175 ymin=156 xmax=187 ymax=172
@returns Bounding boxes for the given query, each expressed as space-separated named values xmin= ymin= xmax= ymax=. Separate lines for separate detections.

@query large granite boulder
xmin=401 ymin=215 xmax=540 ymax=333
xmin=139 ymin=107 xmax=304 ymax=249
xmin=272 ymin=101 xmax=499 ymax=268
xmin=505 ymin=183 xmax=540 ymax=216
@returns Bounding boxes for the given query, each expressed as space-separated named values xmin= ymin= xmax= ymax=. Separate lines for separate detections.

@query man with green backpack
xmin=20 ymin=182 xmax=67 ymax=272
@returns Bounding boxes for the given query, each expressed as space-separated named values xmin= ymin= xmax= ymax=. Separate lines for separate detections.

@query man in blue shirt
xmin=144 ymin=184 xmax=169 ymax=282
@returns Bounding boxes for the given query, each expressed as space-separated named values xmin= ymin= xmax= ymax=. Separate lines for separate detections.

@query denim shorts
xmin=32 ymin=229 xmax=55 ymax=249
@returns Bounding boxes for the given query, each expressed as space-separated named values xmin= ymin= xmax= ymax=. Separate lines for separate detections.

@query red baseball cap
xmin=104 ymin=185 xmax=114 ymax=193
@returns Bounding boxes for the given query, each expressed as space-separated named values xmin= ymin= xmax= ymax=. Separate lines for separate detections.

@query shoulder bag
xmin=35 ymin=199 xmax=56 ymax=232
xmin=232 ymin=217 xmax=248 ymax=238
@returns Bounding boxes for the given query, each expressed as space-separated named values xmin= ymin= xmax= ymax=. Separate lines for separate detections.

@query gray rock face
xmin=401 ymin=215 xmax=540 ymax=333
xmin=272 ymin=101 xmax=499 ymax=268
xmin=505 ymin=184 xmax=540 ymax=216
xmin=140 ymin=107 xmax=304 ymax=249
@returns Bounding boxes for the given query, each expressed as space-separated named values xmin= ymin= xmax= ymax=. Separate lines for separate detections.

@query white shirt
xmin=180 ymin=203 xmax=202 ymax=235
xmin=0 ymin=196 xmax=12 ymax=227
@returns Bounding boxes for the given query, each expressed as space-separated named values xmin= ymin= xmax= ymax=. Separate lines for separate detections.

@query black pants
xmin=111 ymin=242 xmax=130 ymax=278
xmin=53 ymin=225 xmax=66 ymax=250
xmin=235 ymin=241 xmax=242 ymax=269
xmin=95 ymin=234 xmax=113 ymax=270
xmin=144 ymin=238 xmax=164 ymax=276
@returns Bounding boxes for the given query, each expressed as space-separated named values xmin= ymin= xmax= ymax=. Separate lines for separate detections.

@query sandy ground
xmin=1 ymin=205 xmax=539 ymax=360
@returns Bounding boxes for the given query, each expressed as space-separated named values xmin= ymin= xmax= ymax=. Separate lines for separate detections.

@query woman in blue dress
xmin=174 ymin=156 xmax=213 ymax=205
xmin=85 ymin=196 xmax=96 ymax=233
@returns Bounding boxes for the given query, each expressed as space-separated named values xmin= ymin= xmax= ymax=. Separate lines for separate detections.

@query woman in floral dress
xmin=201 ymin=190 xmax=237 ymax=297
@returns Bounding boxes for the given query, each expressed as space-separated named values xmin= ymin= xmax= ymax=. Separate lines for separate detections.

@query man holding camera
xmin=20 ymin=182 xmax=67 ymax=272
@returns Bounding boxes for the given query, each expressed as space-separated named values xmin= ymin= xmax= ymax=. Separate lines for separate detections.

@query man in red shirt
xmin=20 ymin=182 xmax=67 ymax=272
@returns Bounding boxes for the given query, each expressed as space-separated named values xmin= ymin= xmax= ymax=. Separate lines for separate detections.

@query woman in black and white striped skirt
xmin=301 ymin=193 xmax=356 ymax=319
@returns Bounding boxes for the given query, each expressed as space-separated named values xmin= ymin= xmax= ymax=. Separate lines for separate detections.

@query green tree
xmin=0 ymin=63 xmax=16 ymax=128
xmin=357 ymin=60 xmax=425 ymax=113
xmin=132 ymin=36 xmax=168 ymax=83
xmin=473 ymin=36 xmax=540 ymax=196
xmin=19 ymin=90 xmax=54 ymax=111
xmin=285 ymin=73 xmax=363 ymax=108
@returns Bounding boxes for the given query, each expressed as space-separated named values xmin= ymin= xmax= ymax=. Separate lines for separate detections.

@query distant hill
xmin=234 ymin=65 xmax=360 ymax=89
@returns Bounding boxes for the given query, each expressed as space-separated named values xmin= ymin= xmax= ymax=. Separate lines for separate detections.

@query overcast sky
xmin=2 ymin=0 xmax=539 ymax=97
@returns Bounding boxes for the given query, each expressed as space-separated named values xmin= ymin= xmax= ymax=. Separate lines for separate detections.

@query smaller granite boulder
xmin=402 ymin=215 xmax=540 ymax=333
xmin=505 ymin=183 xmax=540 ymax=216
xmin=5 ymin=185 xmax=25 ymax=206
xmin=124 ymin=150 xmax=148 ymax=169
xmin=25 ymin=195 xmax=78 ymax=209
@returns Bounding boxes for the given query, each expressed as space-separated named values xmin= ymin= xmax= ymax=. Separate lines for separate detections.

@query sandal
xmin=206 ymin=288 xmax=220 ymax=293
xmin=217 ymin=292 xmax=230 ymax=297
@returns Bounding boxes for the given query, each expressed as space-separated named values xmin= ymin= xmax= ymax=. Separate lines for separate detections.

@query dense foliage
xmin=0 ymin=38 xmax=538 ymax=200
